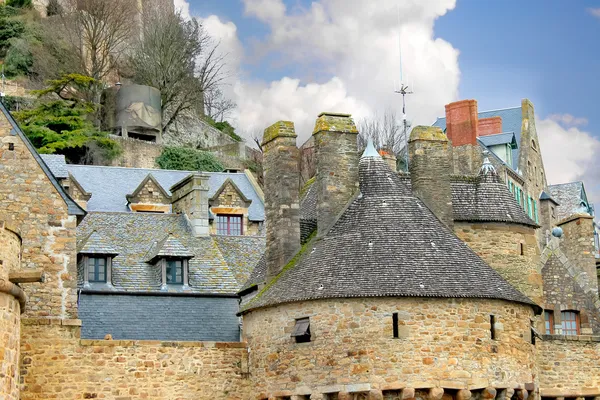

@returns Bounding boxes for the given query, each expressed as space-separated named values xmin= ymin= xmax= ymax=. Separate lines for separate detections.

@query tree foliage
xmin=6 ymin=0 xmax=32 ymax=8
xmin=0 ymin=7 xmax=26 ymax=58
xmin=156 ymin=146 xmax=224 ymax=172
xmin=4 ymin=37 xmax=33 ymax=77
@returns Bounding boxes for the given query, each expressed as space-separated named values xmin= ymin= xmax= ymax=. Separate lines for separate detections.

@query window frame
xmin=561 ymin=310 xmax=580 ymax=336
xmin=544 ymin=310 xmax=554 ymax=334
xmin=166 ymin=259 xmax=184 ymax=285
xmin=291 ymin=317 xmax=311 ymax=343
xmin=88 ymin=256 xmax=107 ymax=283
xmin=160 ymin=258 xmax=189 ymax=288
xmin=81 ymin=255 xmax=112 ymax=286
xmin=216 ymin=214 xmax=243 ymax=236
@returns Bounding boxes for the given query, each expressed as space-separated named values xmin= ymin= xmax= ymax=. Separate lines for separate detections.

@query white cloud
xmin=194 ymin=0 xmax=460 ymax=144
xmin=547 ymin=113 xmax=588 ymax=127
xmin=173 ymin=0 xmax=191 ymax=20
xmin=537 ymin=117 xmax=600 ymax=203
xmin=587 ymin=8 xmax=600 ymax=18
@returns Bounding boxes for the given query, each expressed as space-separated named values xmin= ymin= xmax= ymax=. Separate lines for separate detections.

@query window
xmin=533 ymin=200 xmax=539 ymax=223
xmin=392 ymin=312 xmax=399 ymax=338
xmin=561 ymin=311 xmax=580 ymax=336
xmin=291 ymin=317 xmax=311 ymax=343
xmin=490 ymin=315 xmax=497 ymax=340
xmin=88 ymin=257 xmax=107 ymax=283
xmin=532 ymin=139 xmax=537 ymax=151
xmin=519 ymin=243 xmax=525 ymax=256
xmin=551 ymin=206 xmax=556 ymax=219
xmin=166 ymin=260 xmax=183 ymax=284
xmin=216 ymin=214 xmax=243 ymax=235
xmin=544 ymin=310 xmax=554 ymax=334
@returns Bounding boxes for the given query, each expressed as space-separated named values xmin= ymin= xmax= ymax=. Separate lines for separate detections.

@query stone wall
xmin=559 ymin=216 xmax=598 ymax=295
xmin=0 ymin=111 xmax=78 ymax=319
xmin=242 ymin=297 xmax=536 ymax=399
xmin=538 ymin=336 xmax=600 ymax=397
xmin=19 ymin=321 xmax=251 ymax=400
xmin=110 ymin=136 xmax=163 ymax=169
xmin=0 ymin=224 xmax=22 ymax=400
xmin=454 ymin=222 xmax=543 ymax=305
xmin=129 ymin=178 xmax=170 ymax=205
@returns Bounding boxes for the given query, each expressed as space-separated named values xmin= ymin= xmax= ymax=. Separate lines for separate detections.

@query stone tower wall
xmin=454 ymin=222 xmax=543 ymax=306
xmin=558 ymin=216 xmax=598 ymax=295
xmin=313 ymin=113 xmax=359 ymax=236
xmin=0 ymin=110 xmax=78 ymax=319
xmin=0 ymin=224 xmax=22 ymax=400
xmin=243 ymin=297 xmax=536 ymax=399
xmin=262 ymin=121 xmax=301 ymax=281
xmin=408 ymin=126 xmax=454 ymax=230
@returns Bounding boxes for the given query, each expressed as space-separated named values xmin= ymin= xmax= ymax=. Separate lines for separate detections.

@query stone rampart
xmin=110 ymin=135 xmax=163 ymax=169
xmin=243 ymin=297 xmax=536 ymax=399
xmin=538 ymin=336 xmax=600 ymax=397
xmin=19 ymin=321 xmax=251 ymax=399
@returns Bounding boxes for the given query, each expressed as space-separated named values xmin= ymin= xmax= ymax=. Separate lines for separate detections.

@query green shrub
xmin=6 ymin=0 xmax=32 ymax=8
xmin=156 ymin=146 xmax=224 ymax=172
xmin=4 ymin=37 xmax=32 ymax=76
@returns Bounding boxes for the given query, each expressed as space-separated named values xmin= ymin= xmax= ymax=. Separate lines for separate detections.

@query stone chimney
xmin=445 ymin=99 xmax=481 ymax=175
xmin=408 ymin=126 xmax=454 ymax=230
xmin=262 ymin=121 xmax=301 ymax=282
xmin=378 ymin=148 xmax=397 ymax=171
xmin=313 ymin=112 xmax=359 ymax=236
xmin=478 ymin=116 xmax=502 ymax=136
xmin=170 ymin=173 xmax=210 ymax=237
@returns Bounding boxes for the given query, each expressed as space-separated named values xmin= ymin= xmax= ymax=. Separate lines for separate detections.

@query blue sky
xmin=186 ymin=0 xmax=600 ymax=198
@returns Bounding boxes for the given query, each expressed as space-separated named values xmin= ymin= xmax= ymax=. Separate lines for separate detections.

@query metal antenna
xmin=394 ymin=5 xmax=413 ymax=172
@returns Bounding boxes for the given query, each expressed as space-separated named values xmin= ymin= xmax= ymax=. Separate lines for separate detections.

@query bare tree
xmin=358 ymin=109 xmax=410 ymax=168
xmin=204 ymin=87 xmax=236 ymax=122
xmin=126 ymin=4 xmax=229 ymax=132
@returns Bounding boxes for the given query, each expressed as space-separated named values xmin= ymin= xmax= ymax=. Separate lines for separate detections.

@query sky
xmin=177 ymin=0 xmax=600 ymax=203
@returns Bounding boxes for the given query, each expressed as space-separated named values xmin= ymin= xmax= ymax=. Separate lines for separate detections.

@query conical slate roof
xmin=241 ymin=149 xmax=536 ymax=313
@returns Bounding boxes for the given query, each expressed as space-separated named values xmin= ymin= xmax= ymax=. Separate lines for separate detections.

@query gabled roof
xmin=0 ymin=103 xmax=85 ymax=216
xmin=242 ymin=151 xmax=536 ymax=313
xmin=433 ymin=106 xmax=522 ymax=170
xmin=548 ymin=181 xmax=592 ymax=220
xmin=126 ymin=173 xmax=171 ymax=203
xmin=68 ymin=172 xmax=92 ymax=201
xmin=540 ymin=191 xmax=559 ymax=205
xmin=145 ymin=234 xmax=195 ymax=262
xmin=477 ymin=132 xmax=518 ymax=149
xmin=77 ymin=231 xmax=119 ymax=255
xmin=209 ymin=177 xmax=251 ymax=204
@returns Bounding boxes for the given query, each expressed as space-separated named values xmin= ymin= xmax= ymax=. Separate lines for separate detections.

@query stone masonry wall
xmin=19 ymin=322 xmax=251 ymax=400
xmin=454 ymin=222 xmax=543 ymax=306
xmin=538 ymin=337 xmax=600 ymax=397
xmin=0 ymin=225 xmax=22 ymax=400
xmin=110 ymin=136 xmax=162 ymax=169
xmin=243 ymin=297 xmax=536 ymax=399
xmin=559 ymin=216 xmax=598 ymax=295
xmin=129 ymin=178 xmax=170 ymax=205
xmin=0 ymin=112 xmax=78 ymax=319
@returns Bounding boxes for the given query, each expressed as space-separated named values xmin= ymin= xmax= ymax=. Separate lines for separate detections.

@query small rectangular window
xmin=291 ymin=317 xmax=311 ymax=343
xmin=88 ymin=257 xmax=107 ymax=283
xmin=490 ymin=315 xmax=497 ymax=340
xmin=392 ymin=312 xmax=399 ymax=338
xmin=544 ymin=310 xmax=554 ymax=334
xmin=216 ymin=214 xmax=243 ymax=236
xmin=166 ymin=260 xmax=183 ymax=284
xmin=561 ymin=310 xmax=580 ymax=336
xmin=519 ymin=243 xmax=524 ymax=256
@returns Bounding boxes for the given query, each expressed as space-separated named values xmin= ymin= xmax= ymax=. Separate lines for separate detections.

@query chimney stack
xmin=445 ymin=99 xmax=481 ymax=175
xmin=409 ymin=126 xmax=454 ymax=230
xmin=478 ymin=116 xmax=503 ymax=136
xmin=170 ymin=173 xmax=210 ymax=237
xmin=313 ymin=112 xmax=359 ymax=236
xmin=378 ymin=148 xmax=397 ymax=171
xmin=262 ymin=121 xmax=301 ymax=282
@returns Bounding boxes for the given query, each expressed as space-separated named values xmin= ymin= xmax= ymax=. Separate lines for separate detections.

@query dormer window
xmin=166 ymin=259 xmax=184 ymax=285
xmin=217 ymin=214 xmax=243 ymax=235
xmin=88 ymin=257 xmax=107 ymax=283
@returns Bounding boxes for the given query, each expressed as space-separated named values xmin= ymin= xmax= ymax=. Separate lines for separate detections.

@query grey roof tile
xmin=548 ymin=182 xmax=591 ymax=220
xmin=65 ymin=165 xmax=265 ymax=220
xmin=477 ymin=132 xmax=518 ymax=148
xmin=242 ymin=154 xmax=536 ymax=313
xmin=39 ymin=154 xmax=69 ymax=178
xmin=145 ymin=234 xmax=195 ymax=262
xmin=78 ymin=231 xmax=119 ymax=255
xmin=214 ymin=235 xmax=266 ymax=287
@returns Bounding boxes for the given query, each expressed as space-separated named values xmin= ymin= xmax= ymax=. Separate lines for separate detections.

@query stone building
xmin=2 ymin=98 xmax=600 ymax=400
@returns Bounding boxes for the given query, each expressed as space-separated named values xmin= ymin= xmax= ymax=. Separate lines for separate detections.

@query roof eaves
xmin=0 ymin=103 xmax=86 ymax=216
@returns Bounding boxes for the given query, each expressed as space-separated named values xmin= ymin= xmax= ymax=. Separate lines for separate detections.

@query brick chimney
xmin=379 ymin=148 xmax=397 ymax=171
xmin=170 ymin=173 xmax=210 ymax=237
xmin=262 ymin=121 xmax=301 ymax=282
xmin=408 ymin=126 xmax=454 ymax=230
xmin=445 ymin=99 xmax=481 ymax=175
xmin=478 ymin=116 xmax=503 ymax=136
xmin=313 ymin=112 xmax=359 ymax=236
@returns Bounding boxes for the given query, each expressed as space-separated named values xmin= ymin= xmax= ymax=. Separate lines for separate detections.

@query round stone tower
xmin=0 ymin=221 xmax=25 ymax=400
xmin=242 ymin=143 xmax=539 ymax=400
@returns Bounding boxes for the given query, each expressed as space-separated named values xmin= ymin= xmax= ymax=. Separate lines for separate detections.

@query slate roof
xmin=242 ymin=152 xmax=536 ymax=313
xmin=548 ymin=182 xmax=591 ymax=221
xmin=540 ymin=191 xmax=559 ymax=204
xmin=39 ymin=154 xmax=69 ymax=178
xmin=477 ymin=132 xmax=518 ymax=149
xmin=433 ymin=106 xmax=522 ymax=170
xmin=0 ymin=103 xmax=85 ymax=216
xmin=77 ymin=212 xmax=261 ymax=294
xmin=239 ymin=254 xmax=266 ymax=295
xmin=48 ymin=164 xmax=265 ymax=221
xmin=78 ymin=231 xmax=119 ymax=255
xmin=214 ymin=236 xmax=266 ymax=287
xmin=145 ymin=234 xmax=195 ymax=262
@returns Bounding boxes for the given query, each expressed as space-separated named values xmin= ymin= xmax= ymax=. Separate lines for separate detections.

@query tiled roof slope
xmin=41 ymin=162 xmax=264 ymax=221
xmin=78 ymin=231 xmax=119 ymax=255
xmin=239 ymin=253 xmax=266 ymax=294
xmin=433 ymin=106 xmax=522 ymax=170
xmin=77 ymin=212 xmax=263 ymax=293
xmin=145 ymin=234 xmax=195 ymax=262
xmin=548 ymin=182 xmax=591 ymax=221
xmin=214 ymin=236 xmax=266 ymax=287
xmin=39 ymin=154 xmax=69 ymax=178
xmin=0 ymin=103 xmax=85 ymax=216
xmin=477 ymin=132 xmax=518 ymax=148
xmin=242 ymin=152 xmax=535 ymax=313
